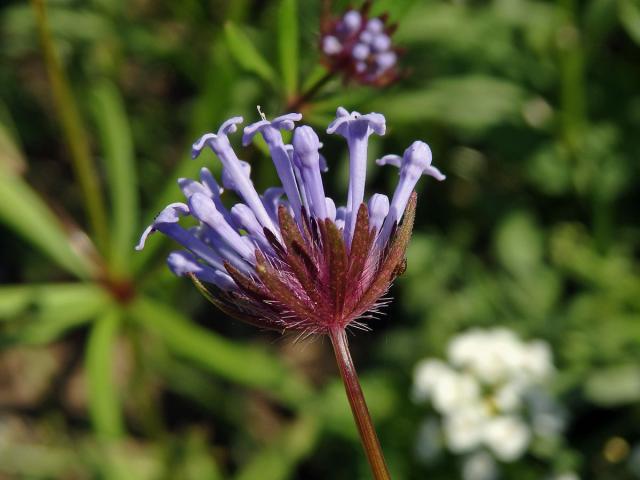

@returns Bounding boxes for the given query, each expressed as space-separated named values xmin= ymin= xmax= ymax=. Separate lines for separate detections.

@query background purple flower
xmin=320 ymin=2 xmax=402 ymax=86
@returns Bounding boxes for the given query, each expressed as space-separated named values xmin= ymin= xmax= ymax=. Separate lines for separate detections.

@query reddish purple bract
xmin=207 ymin=195 xmax=416 ymax=334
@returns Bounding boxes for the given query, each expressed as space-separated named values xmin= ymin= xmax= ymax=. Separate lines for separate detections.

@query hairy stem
xmin=329 ymin=327 xmax=391 ymax=480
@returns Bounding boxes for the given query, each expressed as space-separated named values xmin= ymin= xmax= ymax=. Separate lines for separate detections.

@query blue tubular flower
xmin=292 ymin=125 xmax=327 ymax=219
xmin=376 ymin=141 xmax=446 ymax=245
xmin=138 ymin=109 xmax=444 ymax=333
xmin=327 ymin=107 xmax=385 ymax=244
xmin=243 ymin=113 xmax=304 ymax=222
xmin=192 ymin=117 xmax=277 ymax=233
xmin=168 ymin=251 xmax=236 ymax=290
xmin=367 ymin=193 xmax=390 ymax=235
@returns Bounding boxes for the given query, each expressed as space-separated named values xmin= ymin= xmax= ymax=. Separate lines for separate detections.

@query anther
xmin=257 ymin=105 xmax=267 ymax=121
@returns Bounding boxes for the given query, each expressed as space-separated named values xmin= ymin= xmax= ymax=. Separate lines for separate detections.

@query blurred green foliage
xmin=0 ymin=0 xmax=639 ymax=478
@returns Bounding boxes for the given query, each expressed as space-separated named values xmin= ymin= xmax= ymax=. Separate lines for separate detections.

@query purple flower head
xmin=320 ymin=2 xmax=402 ymax=86
xmin=138 ymin=109 xmax=444 ymax=334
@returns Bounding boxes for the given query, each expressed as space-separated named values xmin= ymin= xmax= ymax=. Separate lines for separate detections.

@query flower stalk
xmin=287 ymin=69 xmax=335 ymax=111
xmin=329 ymin=327 xmax=391 ymax=480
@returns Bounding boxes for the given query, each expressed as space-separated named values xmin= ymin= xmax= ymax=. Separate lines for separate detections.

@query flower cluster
xmin=320 ymin=2 xmax=400 ymax=86
xmin=137 ymin=107 xmax=444 ymax=335
xmin=413 ymin=328 xmax=565 ymax=477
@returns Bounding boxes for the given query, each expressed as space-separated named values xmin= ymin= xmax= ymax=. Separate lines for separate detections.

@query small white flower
xmin=448 ymin=328 xmax=516 ymax=384
xmin=443 ymin=405 xmax=490 ymax=453
xmin=463 ymin=452 xmax=498 ymax=480
xmin=447 ymin=328 xmax=483 ymax=368
xmin=493 ymin=381 xmax=523 ymax=412
xmin=412 ymin=359 xmax=454 ymax=403
xmin=431 ymin=371 xmax=481 ymax=414
xmin=478 ymin=329 xmax=523 ymax=383
xmin=483 ymin=415 xmax=531 ymax=461
xmin=522 ymin=340 xmax=554 ymax=381
xmin=448 ymin=327 xmax=554 ymax=386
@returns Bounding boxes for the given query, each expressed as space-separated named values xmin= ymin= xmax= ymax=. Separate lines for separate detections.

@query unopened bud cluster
xmin=320 ymin=3 xmax=400 ymax=86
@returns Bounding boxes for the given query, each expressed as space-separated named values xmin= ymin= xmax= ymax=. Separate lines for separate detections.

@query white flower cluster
xmin=413 ymin=328 xmax=564 ymax=471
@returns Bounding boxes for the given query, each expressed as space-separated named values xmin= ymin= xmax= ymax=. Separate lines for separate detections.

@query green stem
xmin=287 ymin=69 xmax=335 ymax=111
xmin=329 ymin=327 xmax=391 ymax=480
xmin=31 ymin=0 xmax=109 ymax=253
xmin=558 ymin=0 xmax=587 ymax=159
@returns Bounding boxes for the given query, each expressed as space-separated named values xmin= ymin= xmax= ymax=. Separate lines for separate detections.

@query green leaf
xmin=619 ymin=0 xmax=640 ymax=45
xmin=495 ymin=212 xmax=543 ymax=276
xmin=0 ymin=102 xmax=26 ymax=175
xmin=0 ymin=173 xmax=95 ymax=278
xmin=2 ymin=5 xmax=113 ymax=57
xmin=129 ymin=297 xmax=311 ymax=407
xmin=90 ymin=81 xmax=139 ymax=275
xmin=278 ymin=0 xmax=299 ymax=97
xmin=179 ymin=431 xmax=225 ymax=480
xmin=86 ymin=309 xmax=125 ymax=439
xmin=31 ymin=0 xmax=110 ymax=252
xmin=585 ymin=364 xmax=640 ymax=406
xmin=224 ymin=22 xmax=277 ymax=85
xmin=0 ymin=283 xmax=111 ymax=345
xmin=368 ymin=76 xmax=527 ymax=133
xmin=0 ymin=283 xmax=106 ymax=320
xmin=369 ymin=0 xmax=420 ymax=17
xmin=234 ymin=416 xmax=319 ymax=480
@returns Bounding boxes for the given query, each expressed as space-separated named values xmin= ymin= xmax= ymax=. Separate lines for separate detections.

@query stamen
xmin=257 ymin=105 xmax=267 ymax=121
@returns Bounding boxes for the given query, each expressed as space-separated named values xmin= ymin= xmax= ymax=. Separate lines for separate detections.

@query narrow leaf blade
xmin=0 ymin=103 xmax=26 ymax=174
xmin=0 ymin=283 xmax=107 ymax=320
xmin=619 ymin=0 xmax=640 ymax=45
xmin=31 ymin=0 xmax=110 ymax=251
xmin=86 ymin=308 xmax=125 ymax=440
xmin=0 ymin=283 xmax=111 ymax=345
xmin=224 ymin=21 xmax=277 ymax=85
xmin=0 ymin=173 xmax=95 ymax=278
xmin=90 ymin=81 xmax=139 ymax=275
xmin=278 ymin=0 xmax=299 ymax=97
xmin=129 ymin=297 xmax=311 ymax=407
